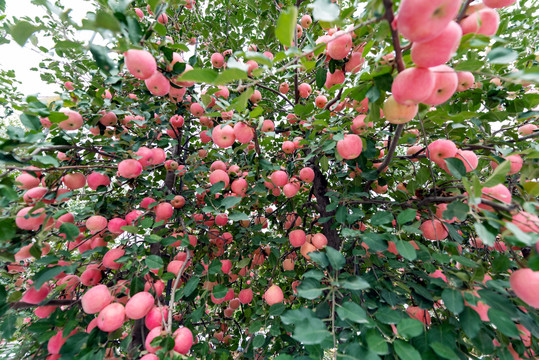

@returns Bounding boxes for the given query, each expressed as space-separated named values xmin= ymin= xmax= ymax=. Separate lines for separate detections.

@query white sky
xmin=0 ymin=0 xmax=95 ymax=96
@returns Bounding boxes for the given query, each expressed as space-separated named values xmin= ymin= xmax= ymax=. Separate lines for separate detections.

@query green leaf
xmin=221 ymin=196 xmax=241 ymax=209
xmin=429 ymin=342 xmax=458 ymax=360
xmin=335 ymin=206 xmax=347 ymax=224
xmin=10 ymin=21 xmax=41 ymax=46
xmin=230 ymin=88 xmax=254 ymax=112
xmin=397 ymin=209 xmax=416 ymax=225
xmin=444 ymin=157 xmax=467 ymax=180
xmin=487 ymin=47 xmax=518 ymax=64
xmin=33 ymin=265 xmax=74 ymax=291
xmin=20 ymin=114 xmax=41 ymax=131
xmin=442 ymin=288 xmax=464 ymax=314
xmin=487 ymin=308 xmax=520 ymax=338
xmin=95 ymin=10 xmax=121 ymax=32
xmin=90 ymin=44 xmax=115 ymax=73
xmin=275 ymin=6 xmax=298 ymax=47
xmin=292 ymin=317 xmax=331 ymax=345
xmin=483 ymin=159 xmax=511 ymax=187
xmin=269 ymin=303 xmax=285 ymax=316
xmin=145 ymin=255 xmax=164 ymax=270
xmin=397 ymin=318 xmax=424 ymax=339
xmin=214 ymin=68 xmax=248 ymax=85
xmin=228 ymin=212 xmax=249 ymax=221
xmin=59 ymin=223 xmax=80 ymax=242
xmin=474 ymin=223 xmax=496 ymax=247
xmin=366 ymin=329 xmax=389 ymax=355
xmin=180 ymin=276 xmax=199 ymax=298
xmin=252 ymin=334 xmax=265 ymax=349
xmin=444 ymin=201 xmax=469 ymax=222
xmin=325 ymin=246 xmax=345 ymax=270
xmin=393 ymin=340 xmax=422 ymax=360
xmin=370 ymin=211 xmax=393 ymax=226
xmin=175 ymin=68 xmax=219 ymax=84
xmin=395 ymin=240 xmax=417 ymax=261
xmin=297 ymin=278 xmax=324 ymax=299
xmin=121 ymin=225 xmax=138 ymax=234
xmin=308 ymin=252 xmax=329 ymax=268
xmin=336 ymin=301 xmax=368 ymax=323
xmin=316 ymin=67 xmax=327 ymax=89
xmin=460 ymin=307 xmax=482 ymax=338
xmin=339 ymin=276 xmax=370 ymax=290
xmin=309 ymin=0 xmax=340 ymax=22
xmin=212 ymin=284 xmax=228 ymax=299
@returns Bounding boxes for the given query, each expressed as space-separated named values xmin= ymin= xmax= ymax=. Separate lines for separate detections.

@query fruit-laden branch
xmin=256 ymin=83 xmax=294 ymax=107
xmin=10 ymin=299 xmax=78 ymax=309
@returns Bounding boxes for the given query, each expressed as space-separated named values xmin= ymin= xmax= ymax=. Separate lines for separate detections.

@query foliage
xmin=0 ymin=0 xmax=538 ymax=359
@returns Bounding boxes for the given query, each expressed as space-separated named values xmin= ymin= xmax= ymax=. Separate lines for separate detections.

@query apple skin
xmin=298 ymin=83 xmax=312 ymax=98
xmin=483 ymin=0 xmax=517 ymax=8
xmin=510 ymin=268 xmax=539 ymax=308
xmin=238 ymin=288 xmax=253 ymax=304
xmin=456 ymin=71 xmax=475 ymax=91
xmin=174 ymin=327 xmax=194 ymax=354
xmin=455 ymin=149 xmax=478 ymax=172
xmin=397 ymin=0 xmax=463 ymax=42
xmin=289 ymin=229 xmax=306 ymax=247
xmin=144 ymin=72 xmax=170 ymax=96
xmin=426 ymin=139 xmax=457 ymax=166
xmin=419 ymin=219 xmax=448 ymax=240
xmin=479 ymin=184 xmax=512 ymax=212
xmin=59 ymin=110 xmax=83 ymax=131
xmin=490 ymin=154 xmax=523 ymax=175
xmin=124 ymin=49 xmax=157 ymax=80
xmin=411 ymin=21 xmax=462 ymax=68
xmin=125 ymin=291 xmax=154 ymax=320
xmin=461 ymin=8 xmax=500 ymax=36
xmin=337 ymin=134 xmax=363 ymax=160
xmin=391 ymin=67 xmax=435 ymax=105
xmin=97 ymin=303 xmax=125 ymax=332
xmin=422 ymin=65 xmax=458 ymax=106
xmin=212 ymin=124 xmax=235 ymax=148
xmin=301 ymin=14 xmax=312 ymax=28
xmin=81 ymin=284 xmax=112 ymax=314
xmin=299 ymin=167 xmax=315 ymax=183
xmin=327 ymin=32 xmax=352 ymax=60
xmin=62 ymin=173 xmax=86 ymax=189
xmin=383 ymin=95 xmax=418 ymax=124
xmin=264 ymin=285 xmax=284 ymax=306
xmin=211 ymin=53 xmax=224 ymax=68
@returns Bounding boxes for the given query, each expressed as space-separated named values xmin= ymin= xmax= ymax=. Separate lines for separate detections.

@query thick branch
xmin=312 ymin=164 xmax=341 ymax=249
xmin=10 ymin=299 xmax=77 ymax=309
xmin=382 ymin=0 xmax=405 ymax=72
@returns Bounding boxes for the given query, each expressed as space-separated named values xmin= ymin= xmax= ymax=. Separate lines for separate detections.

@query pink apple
xmin=426 ymin=139 xmax=457 ymax=166
xmin=103 ymin=248 xmax=125 ymax=269
xmin=461 ymin=8 xmax=500 ymax=36
xmin=145 ymin=71 xmax=170 ymax=96
xmin=22 ymin=283 xmax=51 ymax=304
xmin=264 ymin=285 xmax=284 ymax=306
xmin=455 ymin=150 xmax=478 ymax=172
xmin=124 ymin=49 xmax=157 ymax=80
xmin=97 ymin=303 xmax=125 ymax=332
xmin=108 ymin=218 xmax=127 ymax=234
xmin=87 ymin=172 xmax=110 ymax=190
xmin=299 ymin=167 xmax=315 ymax=183
xmin=456 ymin=71 xmax=475 ymax=91
xmin=59 ymin=110 xmax=83 ymax=130
xmin=298 ymin=83 xmax=311 ymax=98
xmin=422 ymin=65 xmax=458 ymax=106
xmin=315 ymin=95 xmax=328 ymax=108
xmin=250 ymin=90 xmax=262 ymax=104
xmin=174 ymin=327 xmax=194 ymax=354
xmin=483 ymin=0 xmax=517 ymax=8
xmin=271 ymin=170 xmax=288 ymax=187
xmin=510 ymin=268 xmax=539 ymax=308
xmin=231 ymin=178 xmax=248 ymax=196
xmin=212 ymin=124 xmax=235 ymax=148
xmin=209 ymin=169 xmax=230 ymax=188
xmin=345 ymin=52 xmax=365 ymax=73
xmin=337 ymin=134 xmax=363 ymax=159
xmin=234 ymin=122 xmax=254 ymax=143
xmin=411 ymin=21 xmax=462 ymax=68
xmin=325 ymin=69 xmax=345 ymax=89
xmin=397 ymin=0 xmax=463 ymax=42
xmin=301 ymin=14 xmax=312 ymax=28
xmin=420 ymin=219 xmax=448 ymax=240
xmin=81 ymin=284 xmax=112 ymax=314
xmin=279 ymin=82 xmax=289 ymax=93
xmin=118 ymin=159 xmax=143 ymax=178
xmin=490 ymin=154 xmax=523 ymax=175
xmin=125 ymin=291 xmax=154 ymax=319
xmin=327 ymin=32 xmax=352 ymax=60
xmin=391 ymin=67 xmax=435 ymax=105
xmin=15 ymin=173 xmax=40 ymax=190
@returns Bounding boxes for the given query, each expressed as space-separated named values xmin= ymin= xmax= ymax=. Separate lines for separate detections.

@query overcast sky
xmin=1 ymin=0 xmax=95 ymax=96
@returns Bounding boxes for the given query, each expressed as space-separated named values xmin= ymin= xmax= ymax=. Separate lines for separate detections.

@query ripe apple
xmin=301 ymin=14 xmax=312 ymax=28
xmin=392 ymin=67 xmax=435 ymax=105
xmin=62 ymin=173 xmax=86 ymax=189
xmin=510 ymin=268 xmax=539 ymax=308
xmin=411 ymin=21 xmax=462 ymax=68
xmin=460 ymin=8 xmax=500 ymax=36
xmin=212 ymin=124 xmax=235 ymax=148
xmin=298 ymin=83 xmax=312 ymax=98
xmin=264 ymin=285 xmax=284 ymax=306
xmin=337 ymin=134 xmax=363 ymax=160
xmin=145 ymin=72 xmax=170 ymax=96
xmin=124 ymin=49 xmax=157 ymax=80
xmin=97 ymin=303 xmax=125 ymax=332
xmin=327 ymin=32 xmax=352 ymax=60
xmin=426 ymin=139 xmax=457 ymax=166
xmin=383 ymin=95 xmax=419 ymax=124
xmin=456 ymin=71 xmax=475 ymax=91
xmin=81 ymin=284 xmax=112 ymax=314
xmin=279 ymin=82 xmax=289 ymax=93
xmin=419 ymin=219 xmax=448 ymax=240
xmin=59 ymin=110 xmax=83 ymax=130
xmin=174 ymin=327 xmax=194 ymax=354
xmin=422 ymin=65 xmax=458 ymax=106
xmin=397 ymin=0 xmax=463 ymax=42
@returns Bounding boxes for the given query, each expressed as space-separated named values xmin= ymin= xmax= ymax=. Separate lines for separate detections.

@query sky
xmin=1 ymin=0 xmax=95 ymax=96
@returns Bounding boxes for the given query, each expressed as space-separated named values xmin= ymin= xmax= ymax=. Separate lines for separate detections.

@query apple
xmin=59 ymin=110 xmax=83 ymax=130
xmin=231 ymin=178 xmax=248 ymax=196
xmin=145 ymin=327 xmax=163 ymax=353
xmin=283 ymin=259 xmax=294 ymax=271
xmin=211 ymin=53 xmax=224 ymax=68
xmin=455 ymin=150 xmax=478 ymax=172
xmin=99 ymin=111 xmax=117 ymax=126
xmin=124 ymin=49 xmax=157 ymax=80
xmin=299 ymin=167 xmax=315 ymax=183
xmin=22 ymin=283 xmax=51 ymax=304
xmin=422 ymin=65 xmax=458 ymax=106
xmin=264 ymin=285 xmax=284 ymax=306
xmin=125 ymin=291 xmax=154 ymax=320
xmin=145 ymin=71 xmax=170 ymax=96
xmin=155 ymin=202 xmax=174 ymax=222
xmin=108 ymin=218 xmax=127 ymax=234
xmin=80 ymin=267 xmax=102 ymax=286
xmin=383 ymin=95 xmax=419 ymax=124
xmin=325 ymin=69 xmax=345 ymax=89
xmin=397 ymin=0 xmax=463 ymax=42
xmin=62 ymin=173 xmax=86 ymax=189
xmin=212 ymin=124 xmax=235 ymax=148
xmin=279 ymin=82 xmax=289 ymax=93
xmin=300 ymin=242 xmax=317 ymax=260
xmin=87 ymin=172 xmax=110 ymax=190
xmin=315 ymin=95 xmax=328 ymax=108
xmin=518 ymin=124 xmax=537 ymax=136
xmin=103 ymin=248 xmax=125 ymax=269
xmin=327 ymin=32 xmax=352 ymax=60
xmin=483 ymin=0 xmax=517 ymax=8
xmin=345 ymin=52 xmax=365 ymax=73
xmin=271 ymin=170 xmax=288 ymax=187
xmin=289 ymin=229 xmax=306 ymax=247
xmin=157 ymin=13 xmax=167 ymax=24
xmin=419 ymin=219 xmax=448 ymax=240
xmin=298 ymin=83 xmax=312 ymax=98
xmin=282 ymin=141 xmax=295 ymax=154
xmin=97 ymin=303 xmax=125 ymax=332
xmin=262 ymin=119 xmax=275 ymax=132
xmin=312 ymin=233 xmax=327 ymax=249
xmin=456 ymin=71 xmax=475 ymax=91
xmin=411 ymin=21 xmax=462 ymax=68
xmin=426 ymin=139 xmax=457 ymax=166
xmin=490 ymin=154 xmax=523 ymax=175
xmin=209 ymin=169 xmax=230 ymax=188
xmin=337 ymin=134 xmax=363 ymax=160
xmin=479 ymin=184 xmax=512 ymax=211
xmin=510 ymin=268 xmax=539 ymax=308
xmin=174 ymin=327 xmax=194 ymax=354
xmin=392 ymin=67 xmax=435 ymax=105
xmin=145 ymin=306 xmax=168 ymax=329
xmin=511 ymin=211 xmax=539 ymax=233
xmin=238 ymin=288 xmax=253 ymax=304
xmin=301 ymin=14 xmax=312 ymax=28
xmin=15 ymin=173 xmax=40 ymax=189
xmin=406 ymin=306 xmax=431 ymax=325
xmin=118 ymin=159 xmax=143 ymax=178
xmin=81 ymin=284 xmax=112 ymax=314
xmin=171 ymin=195 xmax=186 ymax=208
xmin=460 ymin=8 xmax=500 ymax=36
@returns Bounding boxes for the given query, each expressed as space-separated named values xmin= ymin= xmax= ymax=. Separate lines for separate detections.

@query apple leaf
xmin=10 ymin=21 xmax=42 ymax=46
xmin=483 ymin=159 xmax=511 ymax=187
xmin=444 ymin=157 xmax=467 ymax=180
xmin=275 ymin=6 xmax=297 ymax=47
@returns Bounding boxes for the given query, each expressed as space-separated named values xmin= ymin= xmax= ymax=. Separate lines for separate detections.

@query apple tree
xmin=0 ymin=0 xmax=538 ymax=359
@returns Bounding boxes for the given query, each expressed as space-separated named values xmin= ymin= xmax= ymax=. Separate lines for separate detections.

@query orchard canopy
xmin=1 ymin=0 xmax=539 ymax=359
